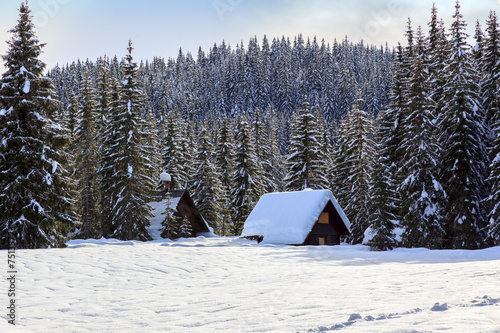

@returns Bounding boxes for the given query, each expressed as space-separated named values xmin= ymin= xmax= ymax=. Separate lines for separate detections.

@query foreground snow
xmin=2 ymin=237 xmax=500 ymax=332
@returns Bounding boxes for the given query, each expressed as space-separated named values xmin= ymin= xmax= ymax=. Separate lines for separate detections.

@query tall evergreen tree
xmin=160 ymin=193 xmax=179 ymax=240
xmin=191 ymin=127 xmax=222 ymax=231
xmin=0 ymin=3 xmax=75 ymax=248
xmin=99 ymin=77 xmax=121 ymax=237
xmin=398 ymin=52 xmax=446 ymax=249
xmin=251 ymin=108 xmax=272 ymax=192
xmin=73 ymin=73 xmax=101 ymax=239
xmin=215 ymin=118 xmax=234 ymax=236
xmin=107 ymin=41 xmax=155 ymax=241
xmin=231 ymin=118 xmax=261 ymax=235
xmin=366 ymin=109 xmax=399 ymax=251
xmin=283 ymin=97 xmax=328 ymax=191
xmin=487 ymin=114 xmax=500 ymax=244
xmin=481 ymin=11 xmax=500 ymax=131
xmin=161 ymin=106 xmax=188 ymax=189
xmin=336 ymin=96 xmax=375 ymax=244
xmin=438 ymin=2 xmax=489 ymax=249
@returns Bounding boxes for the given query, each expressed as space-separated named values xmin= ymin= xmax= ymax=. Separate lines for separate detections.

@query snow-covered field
xmin=2 ymin=237 xmax=500 ymax=333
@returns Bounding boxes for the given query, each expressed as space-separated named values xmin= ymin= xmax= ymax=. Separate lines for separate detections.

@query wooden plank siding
xmin=303 ymin=201 xmax=349 ymax=246
xmin=155 ymin=189 xmax=210 ymax=237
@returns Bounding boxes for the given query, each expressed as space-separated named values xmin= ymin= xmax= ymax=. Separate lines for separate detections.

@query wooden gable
xmin=157 ymin=189 xmax=210 ymax=236
xmin=303 ymin=200 xmax=350 ymax=246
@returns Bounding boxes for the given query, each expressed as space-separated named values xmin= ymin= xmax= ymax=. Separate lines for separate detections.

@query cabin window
xmin=319 ymin=212 xmax=329 ymax=224
xmin=318 ymin=237 xmax=325 ymax=245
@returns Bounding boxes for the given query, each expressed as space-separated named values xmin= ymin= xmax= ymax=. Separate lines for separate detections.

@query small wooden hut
xmin=241 ymin=189 xmax=350 ymax=245
xmin=154 ymin=189 xmax=210 ymax=237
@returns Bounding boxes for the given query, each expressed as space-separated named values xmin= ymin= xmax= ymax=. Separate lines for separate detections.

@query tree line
xmin=1 ymin=2 xmax=499 ymax=249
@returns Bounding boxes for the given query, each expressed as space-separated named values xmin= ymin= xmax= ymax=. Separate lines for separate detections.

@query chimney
xmin=160 ymin=172 xmax=172 ymax=192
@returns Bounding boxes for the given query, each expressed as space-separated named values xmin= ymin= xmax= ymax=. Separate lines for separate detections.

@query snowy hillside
xmin=2 ymin=238 xmax=500 ymax=332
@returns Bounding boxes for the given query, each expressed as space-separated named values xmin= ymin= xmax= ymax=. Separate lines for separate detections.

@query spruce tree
xmin=73 ymin=73 xmax=101 ymax=239
xmin=438 ymin=2 xmax=489 ymax=249
xmin=161 ymin=106 xmax=188 ymax=189
xmin=283 ymin=98 xmax=328 ymax=191
xmin=107 ymin=41 xmax=155 ymax=241
xmin=481 ymin=11 xmax=500 ymax=131
xmin=337 ymin=96 xmax=375 ymax=244
xmin=215 ymin=118 xmax=234 ymax=236
xmin=0 ymin=3 xmax=75 ymax=249
xmin=144 ymin=107 xmax=162 ymax=181
xmin=265 ymin=106 xmax=286 ymax=192
xmin=428 ymin=17 xmax=450 ymax=117
xmin=177 ymin=216 xmax=193 ymax=239
xmin=488 ymin=115 xmax=500 ymax=244
xmin=398 ymin=52 xmax=446 ymax=249
xmin=191 ymin=127 xmax=222 ymax=231
xmin=99 ymin=77 xmax=121 ymax=237
xmin=366 ymin=109 xmax=399 ymax=251
xmin=160 ymin=194 xmax=179 ymax=240
xmin=231 ymin=118 xmax=261 ymax=235
xmin=251 ymin=108 xmax=272 ymax=192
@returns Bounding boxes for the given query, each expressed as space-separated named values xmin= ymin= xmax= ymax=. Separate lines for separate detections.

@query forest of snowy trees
xmin=1 ymin=1 xmax=499 ymax=250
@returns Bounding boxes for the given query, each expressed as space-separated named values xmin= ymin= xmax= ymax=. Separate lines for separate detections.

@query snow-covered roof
xmin=241 ymin=189 xmax=351 ymax=245
xmin=148 ymin=197 xmax=182 ymax=240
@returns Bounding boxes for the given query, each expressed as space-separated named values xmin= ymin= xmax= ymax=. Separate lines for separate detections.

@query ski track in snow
xmin=1 ymin=238 xmax=500 ymax=333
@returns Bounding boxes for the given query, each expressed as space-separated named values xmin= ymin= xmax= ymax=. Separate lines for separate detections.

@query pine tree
xmin=398 ymin=51 xmax=446 ymax=249
xmin=215 ymin=118 xmax=234 ymax=236
xmin=191 ymin=127 xmax=222 ymax=231
xmin=107 ymin=41 xmax=155 ymax=241
xmin=283 ymin=97 xmax=328 ymax=191
xmin=488 ymin=115 xmax=500 ymax=244
xmin=337 ymin=96 xmax=375 ymax=244
xmin=427 ymin=13 xmax=449 ymax=117
xmin=251 ymin=108 xmax=272 ymax=192
xmin=73 ymin=72 xmax=101 ymax=239
xmin=144 ymin=107 xmax=162 ymax=181
xmin=0 ymin=3 xmax=75 ymax=249
xmin=177 ymin=216 xmax=193 ymax=239
xmin=99 ymin=77 xmax=121 ymax=237
xmin=264 ymin=105 xmax=286 ymax=191
xmin=231 ymin=118 xmax=261 ymax=235
xmin=438 ymin=2 xmax=489 ymax=249
xmin=160 ymin=194 xmax=179 ymax=240
xmin=161 ymin=106 xmax=188 ymax=189
xmin=366 ymin=109 xmax=399 ymax=251
xmin=481 ymin=11 xmax=500 ymax=131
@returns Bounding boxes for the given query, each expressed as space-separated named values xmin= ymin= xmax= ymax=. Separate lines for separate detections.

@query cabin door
xmin=318 ymin=237 xmax=325 ymax=245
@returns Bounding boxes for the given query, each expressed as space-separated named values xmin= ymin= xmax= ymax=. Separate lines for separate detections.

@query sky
xmin=1 ymin=0 xmax=500 ymax=73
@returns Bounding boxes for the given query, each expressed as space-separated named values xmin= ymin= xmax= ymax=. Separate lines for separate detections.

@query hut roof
xmin=241 ymin=189 xmax=350 ymax=245
xmin=148 ymin=189 xmax=211 ymax=239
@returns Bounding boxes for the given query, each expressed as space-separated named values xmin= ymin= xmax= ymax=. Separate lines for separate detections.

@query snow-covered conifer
xmin=438 ymin=3 xmax=489 ymax=249
xmin=177 ymin=216 xmax=193 ymax=239
xmin=251 ymin=108 xmax=272 ymax=192
xmin=335 ymin=96 xmax=375 ymax=244
xmin=0 ymin=3 xmax=75 ymax=248
xmin=73 ymin=72 xmax=101 ymax=239
xmin=191 ymin=127 xmax=222 ymax=231
xmin=160 ymin=194 xmax=179 ymax=240
xmin=231 ymin=118 xmax=261 ymax=235
xmin=487 ymin=116 xmax=500 ymax=244
xmin=480 ymin=11 xmax=500 ymax=129
xmin=99 ymin=77 xmax=121 ymax=237
xmin=106 ymin=41 xmax=155 ymax=241
xmin=366 ymin=109 xmax=399 ymax=251
xmin=162 ymin=106 xmax=189 ymax=189
xmin=215 ymin=118 xmax=234 ymax=236
xmin=398 ymin=50 xmax=446 ymax=249
xmin=283 ymin=97 xmax=328 ymax=191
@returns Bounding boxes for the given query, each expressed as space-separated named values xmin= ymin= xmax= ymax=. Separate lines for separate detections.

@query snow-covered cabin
xmin=149 ymin=189 xmax=211 ymax=238
xmin=241 ymin=189 xmax=350 ymax=245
